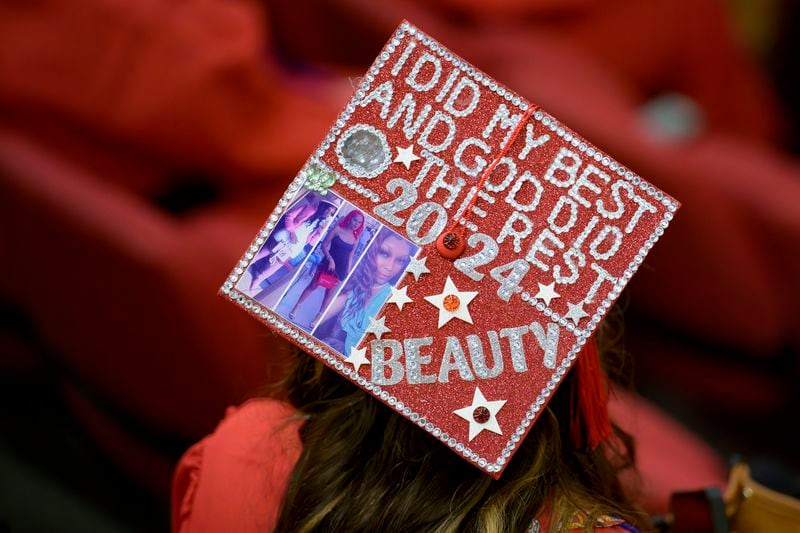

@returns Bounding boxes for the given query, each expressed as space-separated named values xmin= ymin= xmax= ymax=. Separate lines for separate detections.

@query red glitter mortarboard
xmin=223 ymin=21 xmax=680 ymax=479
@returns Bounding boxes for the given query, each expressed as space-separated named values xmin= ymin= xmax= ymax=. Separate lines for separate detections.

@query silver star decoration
xmin=453 ymin=387 xmax=507 ymax=441
xmin=564 ymin=301 xmax=589 ymax=325
xmin=393 ymin=144 xmax=421 ymax=170
xmin=404 ymin=255 xmax=430 ymax=281
xmin=423 ymin=276 xmax=478 ymax=328
xmin=534 ymin=282 xmax=560 ymax=307
xmin=366 ymin=315 xmax=391 ymax=339
xmin=344 ymin=346 xmax=370 ymax=372
xmin=387 ymin=285 xmax=413 ymax=311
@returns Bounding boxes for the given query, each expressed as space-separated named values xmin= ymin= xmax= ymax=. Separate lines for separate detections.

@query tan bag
xmin=669 ymin=463 xmax=800 ymax=532
xmin=724 ymin=463 xmax=800 ymax=533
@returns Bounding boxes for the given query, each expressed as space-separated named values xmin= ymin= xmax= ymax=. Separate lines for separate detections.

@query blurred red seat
xmin=0 ymin=128 xmax=293 ymax=494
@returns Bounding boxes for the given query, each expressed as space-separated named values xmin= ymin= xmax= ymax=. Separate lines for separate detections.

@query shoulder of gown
xmin=171 ymin=398 xmax=302 ymax=533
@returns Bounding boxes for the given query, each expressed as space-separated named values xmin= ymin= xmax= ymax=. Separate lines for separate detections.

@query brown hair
xmin=274 ymin=315 xmax=648 ymax=532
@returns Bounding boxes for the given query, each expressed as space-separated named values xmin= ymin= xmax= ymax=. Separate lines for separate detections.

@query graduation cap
xmin=222 ymin=21 xmax=679 ymax=479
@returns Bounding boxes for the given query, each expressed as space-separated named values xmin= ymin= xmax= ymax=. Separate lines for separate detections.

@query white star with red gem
xmin=366 ymin=315 xmax=391 ymax=339
xmin=453 ymin=387 xmax=507 ymax=441
xmin=393 ymin=145 xmax=421 ymax=170
xmin=404 ymin=255 xmax=430 ymax=281
xmin=423 ymin=276 xmax=478 ymax=328
xmin=564 ymin=301 xmax=589 ymax=325
xmin=344 ymin=346 xmax=370 ymax=372
xmin=387 ymin=285 xmax=413 ymax=311
xmin=534 ymin=281 xmax=560 ymax=306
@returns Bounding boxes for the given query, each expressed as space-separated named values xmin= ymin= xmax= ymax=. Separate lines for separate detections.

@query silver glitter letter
xmin=568 ymin=164 xmax=610 ymax=208
xmin=589 ymin=224 xmax=623 ymax=261
xmin=453 ymin=233 xmax=499 ymax=281
xmin=406 ymin=52 xmax=442 ymax=92
xmin=454 ymin=137 xmax=490 ymax=178
xmin=387 ymin=92 xmax=432 ymax=141
xmin=572 ymin=215 xmax=599 ymax=251
xmin=596 ymin=179 xmax=631 ymax=220
xmin=404 ymin=337 xmax=436 ymax=385
xmin=371 ymin=339 xmax=405 ymax=386
xmin=552 ymin=247 xmax=585 ymax=285
xmin=582 ymin=262 xmax=618 ymax=304
xmin=443 ymin=77 xmax=481 ymax=118
xmin=411 ymin=149 xmax=446 ymax=188
xmin=374 ymin=178 xmax=417 ymax=226
xmin=482 ymin=103 xmax=522 ymax=146
xmin=547 ymin=196 xmax=578 ymax=235
xmin=406 ymin=202 xmax=449 ymax=245
xmin=425 ymin=164 xmax=464 ymax=208
xmin=518 ymin=122 xmax=551 ymax=160
xmin=359 ymin=80 xmax=394 ymax=119
xmin=624 ymin=193 xmax=657 ymax=234
xmin=530 ymin=321 xmax=559 ymax=369
xmin=497 ymin=211 xmax=533 ymax=253
xmin=543 ymin=147 xmax=582 ymax=188
xmin=525 ymin=228 xmax=564 ymax=272
xmin=468 ymin=190 xmax=494 ymax=218
xmin=500 ymin=326 xmax=530 ymax=373
xmin=435 ymin=69 xmax=459 ymax=103
xmin=438 ymin=337 xmax=475 ymax=383
xmin=484 ymin=157 xmax=517 ymax=193
xmin=391 ymin=40 xmax=417 ymax=77
xmin=506 ymin=170 xmax=543 ymax=212
xmin=467 ymin=334 xmax=504 ymax=379
xmin=418 ymin=111 xmax=457 ymax=153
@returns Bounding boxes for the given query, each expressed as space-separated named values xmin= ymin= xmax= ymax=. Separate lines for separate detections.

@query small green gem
xmin=304 ymin=165 xmax=337 ymax=194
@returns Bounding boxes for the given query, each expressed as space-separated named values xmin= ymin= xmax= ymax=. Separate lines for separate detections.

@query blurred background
xmin=1 ymin=0 xmax=799 ymax=531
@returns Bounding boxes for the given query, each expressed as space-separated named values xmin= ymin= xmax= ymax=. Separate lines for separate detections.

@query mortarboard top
xmin=222 ymin=21 xmax=679 ymax=479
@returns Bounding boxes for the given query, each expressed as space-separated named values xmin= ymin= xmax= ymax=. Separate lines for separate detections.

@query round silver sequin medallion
xmin=336 ymin=124 xmax=391 ymax=178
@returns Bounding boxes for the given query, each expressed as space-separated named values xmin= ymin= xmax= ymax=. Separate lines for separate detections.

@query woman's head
xmin=321 ymin=203 xmax=337 ymax=218
xmin=275 ymin=312 xmax=645 ymax=533
xmin=373 ymin=232 xmax=415 ymax=286
xmin=340 ymin=228 xmax=414 ymax=322
xmin=311 ymin=201 xmax=337 ymax=224
xmin=339 ymin=210 xmax=365 ymax=238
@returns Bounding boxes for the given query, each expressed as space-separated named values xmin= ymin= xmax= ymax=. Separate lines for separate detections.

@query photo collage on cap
xmin=236 ymin=186 xmax=419 ymax=357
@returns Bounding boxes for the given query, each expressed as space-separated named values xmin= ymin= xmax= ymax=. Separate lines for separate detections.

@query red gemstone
xmin=442 ymin=232 xmax=460 ymax=250
xmin=472 ymin=406 xmax=490 ymax=424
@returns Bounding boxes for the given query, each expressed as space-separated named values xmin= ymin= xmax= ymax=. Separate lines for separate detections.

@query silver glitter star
xmin=564 ymin=301 xmax=589 ymax=325
xmin=405 ymin=255 xmax=430 ymax=281
xmin=393 ymin=144 xmax=421 ymax=170
xmin=387 ymin=285 xmax=413 ymax=311
xmin=344 ymin=346 xmax=370 ymax=372
xmin=453 ymin=387 xmax=507 ymax=441
xmin=423 ymin=276 xmax=478 ymax=328
xmin=366 ymin=315 xmax=391 ymax=339
xmin=533 ymin=282 xmax=560 ymax=307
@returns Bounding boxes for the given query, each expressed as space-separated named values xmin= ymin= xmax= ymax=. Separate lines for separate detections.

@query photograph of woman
xmin=247 ymin=201 xmax=338 ymax=305
xmin=279 ymin=208 xmax=367 ymax=329
xmin=313 ymin=226 xmax=417 ymax=356
xmin=240 ymin=191 xmax=339 ymax=293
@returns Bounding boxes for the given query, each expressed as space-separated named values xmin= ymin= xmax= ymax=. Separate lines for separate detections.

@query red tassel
xmin=570 ymin=337 xmax=613 ymax=450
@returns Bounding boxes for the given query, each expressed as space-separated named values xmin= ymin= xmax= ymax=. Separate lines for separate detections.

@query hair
xmin=273 ymin=309 xmax=648 ymax=532
xmin=309 ymin=201 xmax=336 ymax=225
xmin=338 ymin=209 xmax=365 ymax=239
xmin=340 ymin=227 xmax=413 ymax=328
